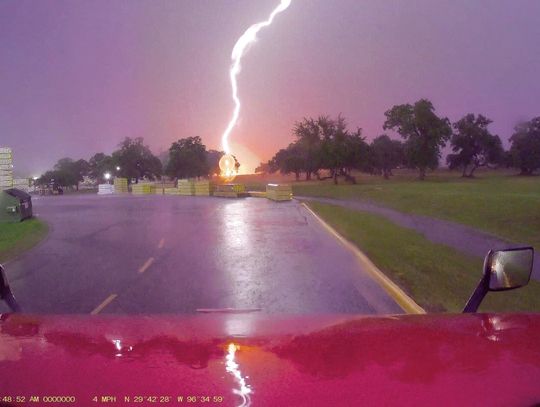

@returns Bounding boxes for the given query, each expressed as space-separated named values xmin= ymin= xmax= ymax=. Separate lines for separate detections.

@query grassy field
xmin=0 ymin=218 xmax=48 ymax=263
xmin=306 ymin=201 xmax=540 ymax=313
xmin=294 ymin=169 xmax=540 ymax=248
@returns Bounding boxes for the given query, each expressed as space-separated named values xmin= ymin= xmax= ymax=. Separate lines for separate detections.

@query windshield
xmin=2 ymin=2 xmax=540 ymax=406
xmin=1 ymin=0 xmax=539 ymax=318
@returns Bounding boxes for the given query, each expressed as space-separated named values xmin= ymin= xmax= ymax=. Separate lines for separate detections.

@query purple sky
xmin=1 ymin=0 xmax=540 ymax=175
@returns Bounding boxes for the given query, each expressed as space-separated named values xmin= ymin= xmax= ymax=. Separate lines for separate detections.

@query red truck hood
xmin=1 ymin=313 xmax=539 ymax=406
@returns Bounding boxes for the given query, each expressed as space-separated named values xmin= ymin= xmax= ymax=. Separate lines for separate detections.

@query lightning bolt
xmin=221 ymin=0 xmax=292 ymax=155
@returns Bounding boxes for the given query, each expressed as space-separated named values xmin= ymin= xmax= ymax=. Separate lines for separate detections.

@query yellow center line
xmin=138 ymin=257 xmax=155 ymax=274
xmin=158 ymin=238 xmax=165 ymax=249
xmin=90 ymin=294 xmax=117 ymax=315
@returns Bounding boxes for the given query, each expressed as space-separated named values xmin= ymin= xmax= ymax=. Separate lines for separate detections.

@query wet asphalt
xmin=1 ymin=194 xmax=402 ymax=315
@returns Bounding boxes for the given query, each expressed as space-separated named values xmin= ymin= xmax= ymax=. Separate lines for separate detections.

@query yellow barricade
xmin=266 ymin=184 xmax=293 ymax=201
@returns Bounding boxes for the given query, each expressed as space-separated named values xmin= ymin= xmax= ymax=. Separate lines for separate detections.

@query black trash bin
xmin=1 ymin=188 xmax=33 ymax=222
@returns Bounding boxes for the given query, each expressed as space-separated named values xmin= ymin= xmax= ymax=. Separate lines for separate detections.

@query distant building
xmin=0 ymin=147 xmax=14 ymax=191
xmin=0 ymin=148 xmax=32 ymax=192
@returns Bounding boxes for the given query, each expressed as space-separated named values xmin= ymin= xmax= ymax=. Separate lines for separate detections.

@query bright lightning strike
xmin=219 ymin=0 xmax=292 ymax=177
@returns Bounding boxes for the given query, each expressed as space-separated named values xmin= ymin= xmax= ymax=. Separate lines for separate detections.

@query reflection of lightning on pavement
xmin=225 ymin=343 xmax=252 ymax=407
xmin=220 ymin=0 xmax=292 ymax=155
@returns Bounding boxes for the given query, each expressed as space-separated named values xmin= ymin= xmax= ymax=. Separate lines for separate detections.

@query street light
xmin=116 ymin=166 xmax=121 ymax=171
xmin=104 ymin=172 xmax=111 ymax=183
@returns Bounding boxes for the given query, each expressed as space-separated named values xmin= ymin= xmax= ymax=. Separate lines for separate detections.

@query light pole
xmin=104 ymin=172 xmax=111 ymax=184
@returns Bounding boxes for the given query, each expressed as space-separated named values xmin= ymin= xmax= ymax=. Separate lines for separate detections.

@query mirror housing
xmin=0 ymin=265 xmax=21 ymax=313
xmin=463 ymin=247 xmax=534 ymax=313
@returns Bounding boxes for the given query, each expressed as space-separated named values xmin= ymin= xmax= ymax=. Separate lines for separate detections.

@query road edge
xmin=300 ymin=201 xmax=426 ymax=315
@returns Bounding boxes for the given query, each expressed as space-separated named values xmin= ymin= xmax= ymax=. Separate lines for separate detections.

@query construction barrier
xmin=131 ymin=183 xmax=155 ymax=195
xmin=164 ymin=187 xmax=180 ymax=195
xmin=153 ymin=181 xmax=176 ymax=195
xmin=113 ymin=177 xmax=129 ymax=193
xmin=12 ymin=178 xmax=30 ymax=193
xmin=193 ymin=180 xmax=213 ymax=196
xmin=178 ymin=179 xmax=194 ymax=196
xmin=98 ymin=184 xmax=115 ymax=195
xmin=12 ymin=178 xmax=29 ymax=186
xmin=0 ymin=148 xmax=13 ymax=190
xmin=266 ymin=184 xmax=293 ymax=201
xmin=214 ymin=184 xmax=245 ymax=198
xmin=0 ymin=180 xmax=12 ymax=189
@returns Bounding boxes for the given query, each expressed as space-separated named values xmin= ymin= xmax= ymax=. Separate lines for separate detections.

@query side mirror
xmin=0 ymin=265 xmax=21 ymax=313
xmin=463 ymin=247 xmax=534 ymax=313
xmin=487 ymin=248 xmax=533 ymax=291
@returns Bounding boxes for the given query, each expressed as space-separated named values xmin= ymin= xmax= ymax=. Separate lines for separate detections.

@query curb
xmin=301 ymin=202 xmax=426 ymax=315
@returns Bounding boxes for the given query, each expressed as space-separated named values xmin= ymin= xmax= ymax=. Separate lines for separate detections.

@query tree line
xmin=266 ymin=99 xmax=540 ymax=182
xmin=37 ymin=136 xmax=234 ymax=190
xmin=36 ymin=98 xmax=539 ymax=189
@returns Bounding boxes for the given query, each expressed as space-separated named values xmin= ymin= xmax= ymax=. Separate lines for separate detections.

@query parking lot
xmin=3 ymin=194 xmax=402 ymax=315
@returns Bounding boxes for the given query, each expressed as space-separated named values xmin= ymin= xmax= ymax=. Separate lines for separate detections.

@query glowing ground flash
xmin=219 ymin=0 xmax=292 ymax=176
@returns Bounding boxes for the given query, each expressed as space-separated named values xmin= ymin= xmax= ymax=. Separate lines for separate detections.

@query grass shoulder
xmin=0 ymin=218 xmax=49 ymax=263
xmin=305 ymin=201 xmax=540 ymax=313
xmin=294 ymin=170 xmax=540 ymax=249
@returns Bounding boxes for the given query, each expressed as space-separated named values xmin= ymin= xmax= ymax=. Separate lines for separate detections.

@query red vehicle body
xmin=1 ymin=312 xmax=539 ymax=406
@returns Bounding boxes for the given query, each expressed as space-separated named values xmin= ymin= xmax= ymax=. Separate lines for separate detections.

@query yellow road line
xmin=301 ymin=202 xmax=425 ymax=315
xmin=90 ymin=294 xmax=117 ymax=315
xmin=158 ymin=238 xmax=165 ymax=249
xmin=138 ymin=257 xmax=155 ymax=274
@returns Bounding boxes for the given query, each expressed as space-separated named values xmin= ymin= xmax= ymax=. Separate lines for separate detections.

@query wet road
xmin=2 ymin=195 xmax=402 ymax=315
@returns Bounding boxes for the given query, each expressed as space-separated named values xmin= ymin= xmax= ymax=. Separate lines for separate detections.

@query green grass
xmin=306 ymin=201 xmax=540 ymax=313
xmin=0 ymin=218 xmax=49 ymax=263
xmin=294 ymin=169 xmax=540 ymax=248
